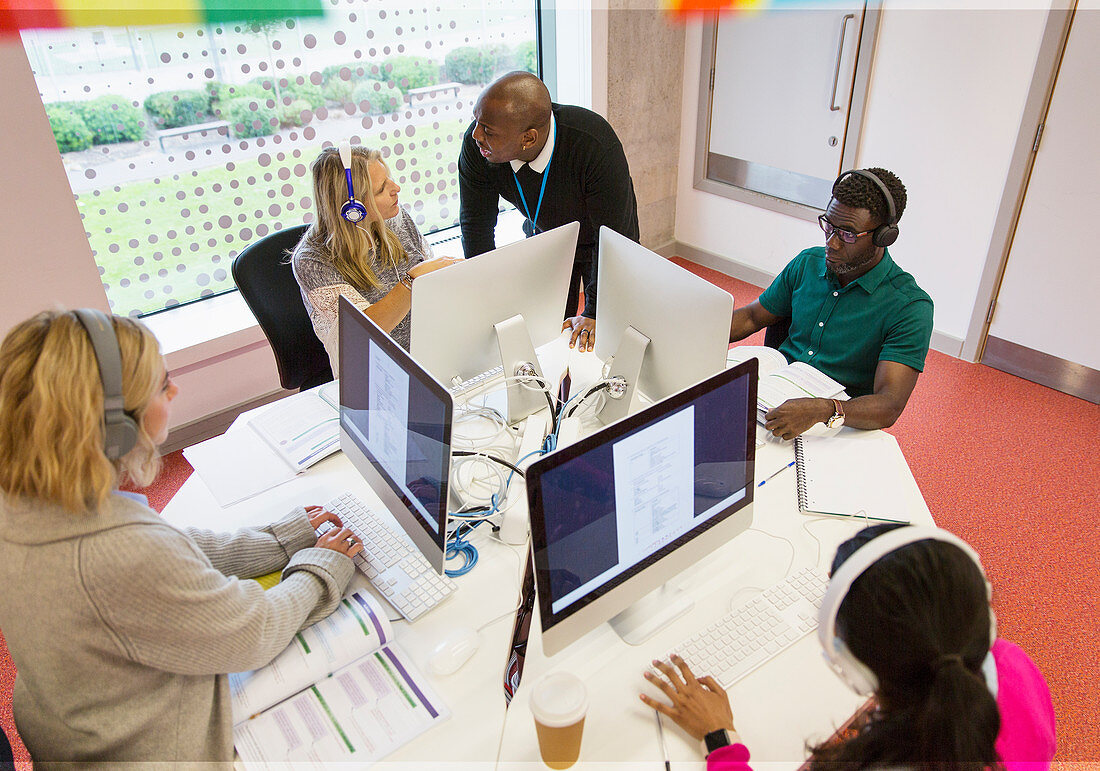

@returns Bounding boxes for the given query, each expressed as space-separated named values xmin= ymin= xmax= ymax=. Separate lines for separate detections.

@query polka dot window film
xmin=21 ymin=2 xmax=538 ymax=317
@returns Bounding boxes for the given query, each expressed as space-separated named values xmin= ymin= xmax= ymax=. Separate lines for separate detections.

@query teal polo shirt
xmin=757 ymin=247 xmax=933 ymax=397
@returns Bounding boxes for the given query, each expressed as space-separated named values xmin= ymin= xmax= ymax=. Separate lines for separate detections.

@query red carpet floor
xmin=2 ymin=260 xmax=1097 ymax=765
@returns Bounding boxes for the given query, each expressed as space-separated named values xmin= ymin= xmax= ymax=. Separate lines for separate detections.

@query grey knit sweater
xmin=0 ymin=492 xmax=354 ymax=767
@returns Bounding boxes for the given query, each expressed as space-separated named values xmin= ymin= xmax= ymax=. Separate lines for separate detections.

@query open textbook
xmin=726 ymin=346 xmax=847 ymax=413
xmin=231 ymin=589 xmax=448 ymax=767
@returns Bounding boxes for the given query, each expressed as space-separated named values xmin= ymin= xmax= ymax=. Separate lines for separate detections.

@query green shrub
xmin=277 ymin=99 xmax=312 ymax=128
xmin=223 ymin=96 xmax=278 ymax=138
xmin=352 ymin=81 xmax=404 ymax=115
xmin=515 ymin=40 xmax=538 ymax=75
xmin=380 ymin=55 xmax=438 ymax=93
xmin=322 ymin=78 xmax=356 ymax=104
xmin=45 ymin=104 xmax=93 ymax=153
xmin=144 ymin=89 xmax=213 ymax=129
xmin=76 ymin=96 xmax=145 ymax=145
xmin=282 ymin=81 xmax=325 ymax=109
xmin=208 ymin=81 xmax=269 ymax=110
xmin=321 ymin=61 xmax=385 ymax=84
xmin=445 ymin=45 xmax=512 ymax=85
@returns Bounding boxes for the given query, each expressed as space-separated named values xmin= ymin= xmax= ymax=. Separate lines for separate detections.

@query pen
xmin=757 ymin=460 xmax=796 ymax=487
xmin=654 ymin=709 xmax=671 ymax=771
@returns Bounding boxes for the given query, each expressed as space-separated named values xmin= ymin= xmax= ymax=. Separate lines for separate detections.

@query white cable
xmin=747 ymin=527 xmax=797 ymax=579
xmin=476 ymin=535 xmax=528 ymax=634
xmin=450 ymin=452 xmax=508 ymax=505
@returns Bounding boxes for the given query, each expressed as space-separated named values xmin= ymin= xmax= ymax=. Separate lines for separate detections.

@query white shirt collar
xmin=510 ymin=113 xmax=556 ymax=174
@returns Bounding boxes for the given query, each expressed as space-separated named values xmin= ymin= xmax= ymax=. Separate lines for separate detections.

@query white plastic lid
xmin=530 ymin=671 xmax=588 ymax=727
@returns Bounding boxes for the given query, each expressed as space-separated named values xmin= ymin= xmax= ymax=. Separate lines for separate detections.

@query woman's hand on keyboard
xmin=305 ymin=505 xmax=344 ymax=532
xmin=314 ymin=526 xmax=364 ymax=558
xmin=640 ymin=654 xmax=736 ymax=741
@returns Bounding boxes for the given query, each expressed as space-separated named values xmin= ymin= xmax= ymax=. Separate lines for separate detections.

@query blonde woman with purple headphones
xmin=292 ymin=141 xmax=461 ymax=374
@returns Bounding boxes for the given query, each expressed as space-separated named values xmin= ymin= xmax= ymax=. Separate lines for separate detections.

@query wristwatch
xmin=704 ymin=728 xmax=735 ymax=755
xmin=825 ymin=398 xmax=845 ymax=429
xmin=398 ymin=269 xmax=415 ymax=290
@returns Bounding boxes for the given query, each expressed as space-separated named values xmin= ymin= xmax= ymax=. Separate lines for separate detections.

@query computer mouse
xmin=428 ymin=625 xmax=480 ymax=676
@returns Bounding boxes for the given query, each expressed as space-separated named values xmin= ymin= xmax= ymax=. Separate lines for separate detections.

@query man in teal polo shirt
xmin=728 ymin=168 xmax=933 ymax=440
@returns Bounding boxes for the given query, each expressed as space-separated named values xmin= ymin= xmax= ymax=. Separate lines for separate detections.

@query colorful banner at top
xmin=0 ymin=0 xmax=324 ymax=35
xmin=666 ymin=0 xmax=830 ymax=13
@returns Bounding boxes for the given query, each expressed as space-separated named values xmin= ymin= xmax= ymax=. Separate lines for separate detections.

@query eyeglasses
xmin=818 ymin=215 xmax=873 ymax=244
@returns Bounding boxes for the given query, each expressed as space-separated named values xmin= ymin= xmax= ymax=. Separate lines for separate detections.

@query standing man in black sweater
xmin=458 ymin=71 xmax=639 ymax=351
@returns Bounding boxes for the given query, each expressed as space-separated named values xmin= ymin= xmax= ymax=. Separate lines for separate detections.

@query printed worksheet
xmin=233 ymin=645 xmax=447 ymax=768
xmin=611 ymin=406 xmax=695 ymax=561
xmin=230 ymin=591 xmax=393 ymax=721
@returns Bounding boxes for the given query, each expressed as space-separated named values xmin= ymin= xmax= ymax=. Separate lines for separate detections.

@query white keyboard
xmin=324 ymin=493 xmax=457 ymax=622
xmin=449 ymin=365 xmax=504 ymax=396
xmin=660 ymin=567 xmax=828 ymax=686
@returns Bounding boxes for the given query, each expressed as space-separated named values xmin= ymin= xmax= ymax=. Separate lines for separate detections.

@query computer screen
xmin=338 ymin=296 xmax=453 ymax=573
xmin=527 ymin=360 xmax=758 ymax=656
xmin=594 ymin=227 xmax=734 ymax=421
xmin=410 ymin=221 xmax=579 ymax=386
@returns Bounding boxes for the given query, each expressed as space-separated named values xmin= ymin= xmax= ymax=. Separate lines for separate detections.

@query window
xmin=22 ymin=2 xmax=538 ymax=317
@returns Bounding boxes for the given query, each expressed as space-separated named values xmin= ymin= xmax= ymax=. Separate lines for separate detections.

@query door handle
xmin=829 ymin=13 xmax=856 ymax=112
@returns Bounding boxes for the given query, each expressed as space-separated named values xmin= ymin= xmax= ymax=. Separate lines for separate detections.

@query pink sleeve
xmin=992 ymin=639 xmax=1057 ymax=770
xmin=707 ymin=742 xmax=752 ymax=771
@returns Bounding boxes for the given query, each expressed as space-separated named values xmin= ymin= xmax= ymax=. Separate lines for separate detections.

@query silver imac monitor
xmin=526 ymin=360 xmax=758 ymax=657
xmin=593 ymin=227 xmax=734 ymax=423
xmin=338 ymin=296 xmax=453 ymax=573
xmin=410 ymin=221 xmax=579 ymax=397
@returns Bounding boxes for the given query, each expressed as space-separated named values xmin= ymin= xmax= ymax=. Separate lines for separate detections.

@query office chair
xmin=763 ymin=317 xmax=792 ymax=350
xmin=231 ymin=224 xmax=334 ymax=391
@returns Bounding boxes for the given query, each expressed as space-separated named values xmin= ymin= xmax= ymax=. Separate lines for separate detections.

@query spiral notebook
xmin=793 ymin=431 xmax=912 ymax=524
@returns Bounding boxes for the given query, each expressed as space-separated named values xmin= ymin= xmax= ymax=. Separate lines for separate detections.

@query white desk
xmin=163 ymin=378 xmax=932 ymax=769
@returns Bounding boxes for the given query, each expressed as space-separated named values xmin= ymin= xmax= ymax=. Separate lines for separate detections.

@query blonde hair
xmin=303 ymin=145 xmax=407 ymax=291
xmin=0 ymin=310 xmax=164 ymax=514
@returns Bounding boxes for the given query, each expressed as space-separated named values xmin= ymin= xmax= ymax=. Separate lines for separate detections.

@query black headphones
xmin=72 ymin=309 xmax=140 ymax=460
xmin=833 ymin=169 xmax=900 ymax=248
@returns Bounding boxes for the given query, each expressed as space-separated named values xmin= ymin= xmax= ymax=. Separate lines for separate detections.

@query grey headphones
xmin=72 ymin=309 xmax=140 ymax=460
xmin=817 ymin=526 xmax=996 ymax=696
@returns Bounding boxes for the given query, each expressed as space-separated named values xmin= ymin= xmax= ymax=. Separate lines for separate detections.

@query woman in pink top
xmin=641 ymin=524 xmax=1056 ymax=771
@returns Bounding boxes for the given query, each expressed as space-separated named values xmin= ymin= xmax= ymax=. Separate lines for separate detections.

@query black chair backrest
xmin=763 ymin=316 xmax=792 ymax=351
xmin=231 ymin=224 xmax=334 ymax=391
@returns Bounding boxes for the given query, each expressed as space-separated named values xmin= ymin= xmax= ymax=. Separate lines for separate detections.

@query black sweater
xmin=458 ymin=103 xmax=639 ymax=318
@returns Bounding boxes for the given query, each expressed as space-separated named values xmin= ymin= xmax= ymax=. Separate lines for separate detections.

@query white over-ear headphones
xmin=817 ymin=526 xmax=997 ymax=696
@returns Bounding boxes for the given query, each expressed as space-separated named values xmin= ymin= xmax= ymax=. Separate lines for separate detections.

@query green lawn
xmin=80 ymin=116 xmax=468 ymax=316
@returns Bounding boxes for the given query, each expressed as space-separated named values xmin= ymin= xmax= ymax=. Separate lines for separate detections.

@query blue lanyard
xmin=510 ymin=123 xmax=555 ymax=233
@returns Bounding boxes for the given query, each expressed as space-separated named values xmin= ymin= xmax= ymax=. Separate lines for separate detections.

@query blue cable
xmin=444 ymin=409 xmax=562 ymax=578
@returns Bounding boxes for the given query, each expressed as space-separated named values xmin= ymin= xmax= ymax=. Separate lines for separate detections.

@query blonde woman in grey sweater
xmin=0 ymin=309 xmax=362 ymax=767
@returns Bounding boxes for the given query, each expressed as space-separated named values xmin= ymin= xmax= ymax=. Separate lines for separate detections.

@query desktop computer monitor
xmin=593 ymin=227 xmax=734 ymax=423
xmin=338 ymin=296 xmax=454 ymax=573
xmin=526 ymin=359 xmax=758 ymax=657
xmin=410 ymin=222 xmax=579 ymax=422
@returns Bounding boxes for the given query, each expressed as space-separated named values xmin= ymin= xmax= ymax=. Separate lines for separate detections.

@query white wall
xmin=675 ymin=4 xmax=1052 ymax=350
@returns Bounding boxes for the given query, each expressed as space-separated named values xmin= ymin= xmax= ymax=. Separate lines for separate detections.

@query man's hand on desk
xmin=562 ymin=315 xmax=596 ymax=352
xmin=640 ymin=655 xmax=736 ymax=742
xmin=763 ymin=398 xmax=834 ymax=441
